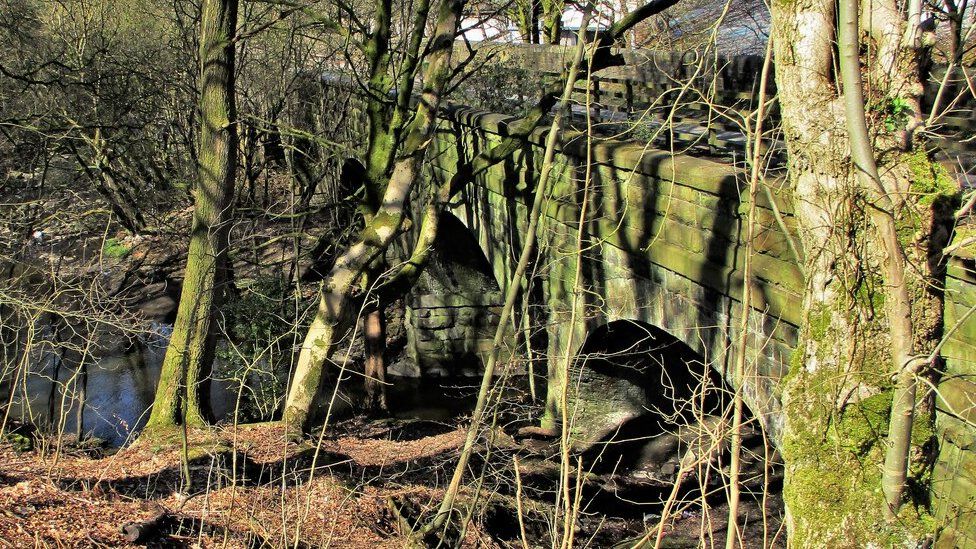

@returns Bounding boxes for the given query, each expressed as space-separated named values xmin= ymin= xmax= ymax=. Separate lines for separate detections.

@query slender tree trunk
xmin=145 ymin=0 xmax=238 ymax=433
xmin=725 ymin=39 xmax=774 ymax=549
xmin=949 ymin=14 xmax=963 ymax=66
xmin=531 ymin=0 xmax=541 ymax=44
xmin=70 ymin=132 xmax=146 ymax=234
xmin=362 ymin=0 xmax=394 ymax=211
xmin=839 ymin=0 xmax=920 ymax=517
xmin=75 ymin=360 xmax=87 ymax=440
xmin=363 ymin=299 xmax=388 ymax=413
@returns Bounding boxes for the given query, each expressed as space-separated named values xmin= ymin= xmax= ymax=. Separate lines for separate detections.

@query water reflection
xmin=4 ymin=322 xmax=483 ymax=447
xmin=6 ymin=324 xmax=237 ymax=447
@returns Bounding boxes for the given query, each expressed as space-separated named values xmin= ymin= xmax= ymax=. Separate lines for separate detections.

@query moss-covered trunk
xmin=146 ymin=0 xmax=238 ymax=432
xmin=541 ymin=0 xmax=563 ymax=44
xmin=770 ymin=0 xmax=947 ymax=544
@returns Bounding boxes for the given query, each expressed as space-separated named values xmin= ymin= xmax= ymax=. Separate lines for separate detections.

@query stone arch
xmin=397 ymin=211 xmax=508 ymax=377
xmin=565 ymin=319 xmax=727 ymax=472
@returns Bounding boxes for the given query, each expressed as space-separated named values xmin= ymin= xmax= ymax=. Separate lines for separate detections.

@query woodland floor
xmin=0 ymin=417 xmax=785 ymax=548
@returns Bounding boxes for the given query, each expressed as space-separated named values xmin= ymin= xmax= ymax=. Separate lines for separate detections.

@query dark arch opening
xmin=569 ymin=320 xmax=730 ymax=474
xmin=423 ymin=211 xmax=498 ymax=288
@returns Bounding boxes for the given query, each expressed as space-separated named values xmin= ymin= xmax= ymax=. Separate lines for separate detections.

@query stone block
xmin=935 ymin=526 xmax=976 ymax=549
xmin=942 ymin=337 xmax=976 ymax=375
xmin=937 ymin=377 xmax=976 ymax=424
xmin=945 ymin=299 xmax=976 ymax=337
xmin=937 ymin=413 xmax=976 ymax=450
xmin=933 ymin=459 xmax=976 ymax=509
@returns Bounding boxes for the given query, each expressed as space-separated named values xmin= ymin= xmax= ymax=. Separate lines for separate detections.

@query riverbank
xmin=0 ymin=420 xmax=471 ymax=547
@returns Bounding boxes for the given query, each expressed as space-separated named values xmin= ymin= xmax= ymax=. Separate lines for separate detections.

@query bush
xmin=216 ymin=275 xmax=293 ymax=421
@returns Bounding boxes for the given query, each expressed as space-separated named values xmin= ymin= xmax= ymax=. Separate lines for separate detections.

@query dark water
xmin=5 ymin=326 xmax=239 ymax=446
xmin=5 ymin=326 xmax=481 ymax=447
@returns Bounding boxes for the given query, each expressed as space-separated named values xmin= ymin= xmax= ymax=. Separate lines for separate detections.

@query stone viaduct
xmin=399 ymin=106 xmax=975 ymax=547
xmin=416 ymin=105 xmax=801 ymax=440
xmin=319 ymin=48 xmax=976 ymax=545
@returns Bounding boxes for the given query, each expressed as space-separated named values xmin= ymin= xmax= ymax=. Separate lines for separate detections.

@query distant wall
xmin=400 ymin=213 xmax=508 ymax=377
xmin=933 ymin=251 xmax=976 ymax=548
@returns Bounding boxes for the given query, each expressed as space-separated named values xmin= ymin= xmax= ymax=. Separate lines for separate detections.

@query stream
xmin=3 ymin=324 xmax=479 ymax=447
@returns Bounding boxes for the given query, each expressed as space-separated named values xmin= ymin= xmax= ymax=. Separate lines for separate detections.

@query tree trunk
xmin=838 ymin=0 xmax=919 ymax=518
xmin=771 ymin=0 xmax=939 ymax=544
xmin=541 ymin=0 xmax=564 ymax=44
xmin=145 ymin=0 xmax=238 ymax=433
xmin=363 ymin=299 xmax=388 ymax=413
xmin=282 ymin=0 xmax=464 ymax=433
xmin=362 ymin=0 xmax=394 ymax=212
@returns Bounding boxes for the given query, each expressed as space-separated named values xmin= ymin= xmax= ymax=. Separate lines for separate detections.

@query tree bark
xmin=771 ymin=0 xmax=935 ymax=543
xmin=541 ymin=0 xmax=564 ymax=44
xmin=145 ymin=0 xmax=238 ymax=432
xmin=363 ymin=297 xmax=388 ymax=413
xmin=282 ymin=0 xmax=464 ymax=432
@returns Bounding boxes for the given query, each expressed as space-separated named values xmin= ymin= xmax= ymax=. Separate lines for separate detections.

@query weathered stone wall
xmin=403 ymin=293 xmax=504 ymax=377
xmin=428 ymin=105 xmax=803 ymax=441
xmin=933 ymin=252 xmax=976 ymax=548
xmin=398 ymin=212 xmax=511 ymax=377
xmin=423 ymin=105 xmax=976 ymax=542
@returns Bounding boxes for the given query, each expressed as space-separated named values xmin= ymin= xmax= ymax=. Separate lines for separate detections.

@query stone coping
xmin=440 ymin=104 xmax=794 ymax=214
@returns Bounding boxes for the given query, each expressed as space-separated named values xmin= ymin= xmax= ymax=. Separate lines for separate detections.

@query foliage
xmin=101 ymin=237 xmax=130 ymax=258
xmin=0 ymin=0 xmax=200 ymax=233
xmin=868 ymin=96 xmax=914 ymax=133
xmin=4 ymin=431 xmax=33 ymax=453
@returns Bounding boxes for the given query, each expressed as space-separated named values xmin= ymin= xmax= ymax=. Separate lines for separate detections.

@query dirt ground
xmin=0 ymin=417 xmax=786 ymax=549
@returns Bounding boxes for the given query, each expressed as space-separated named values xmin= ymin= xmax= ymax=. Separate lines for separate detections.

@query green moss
xmin=907 ymin=150 xmax=958 ymax=206
xmin=836 ymin=390 xmax=890 ymax=455
xmin=102 ymin=237 xmax=130 ymax=258
xmin=808 ymin=304 xmax=832 ymax=342
xmin=783 ymin=371 xmax=899 ymax=546
xmin=362 ymin=211 xmax=401 ymax=246
xmin=783 ymin=302 xmax=934 ymax=546
xmin=951 ymin=224 xmax=976 ymax=258
xmin=4 ymin=432 xmax=33 ymax=453
xmin=854 ymin=279 xmax=885 ymax=313
xmin=787 ymin=346 xmax=805 ymax=378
